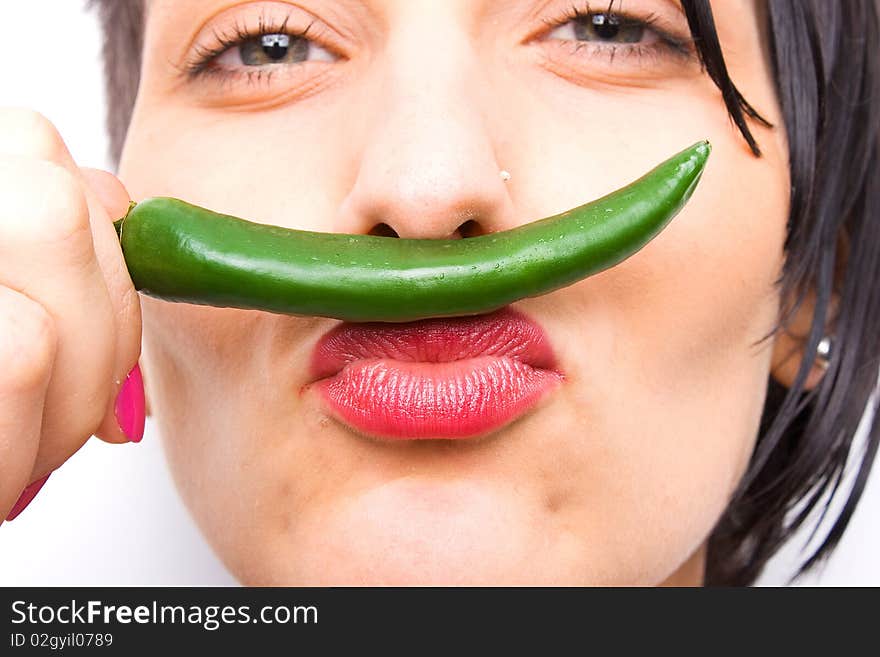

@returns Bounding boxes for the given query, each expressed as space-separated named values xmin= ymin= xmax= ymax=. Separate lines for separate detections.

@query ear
xmin=771 ymin=230 xmax=850 ymax=391
xmin=769 ymin=286 xmax=841 ymax=391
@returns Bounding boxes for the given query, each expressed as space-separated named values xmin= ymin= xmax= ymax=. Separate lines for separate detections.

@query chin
xmin=230 ymin=477 xmax=597 ymax=586
xmin=241 ymin=551 xmax=578 ymax=587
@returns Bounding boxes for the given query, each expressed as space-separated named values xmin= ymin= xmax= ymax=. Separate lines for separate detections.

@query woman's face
xmin=119 ymin=0 xmax=789 ymax=584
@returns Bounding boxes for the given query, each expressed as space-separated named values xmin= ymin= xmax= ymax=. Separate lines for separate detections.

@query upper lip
xmin=309 ymin=306 xmax=561 ymax=381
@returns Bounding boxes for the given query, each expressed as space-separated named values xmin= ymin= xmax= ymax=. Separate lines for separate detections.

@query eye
xmin=214 ymin=32 xmax=336 ymax=68
xmin=547 ymin=11 xmax=660 ymax=46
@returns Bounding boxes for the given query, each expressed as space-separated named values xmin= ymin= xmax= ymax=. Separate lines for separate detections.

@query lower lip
xmin=314 ymin=356 xmax=563 ymax=440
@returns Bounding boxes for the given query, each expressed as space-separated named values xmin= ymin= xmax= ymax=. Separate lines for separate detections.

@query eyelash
xmin=182 ymin=3 xmax=696 ymax=87
xmin=540 ymin=2 xmax=697 ymax=63
xmin=182 ymin=12 xmax=330 ymax=83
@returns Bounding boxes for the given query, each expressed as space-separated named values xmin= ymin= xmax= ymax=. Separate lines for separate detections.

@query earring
xmin=816 ymin=335 xmax=834 ymax=370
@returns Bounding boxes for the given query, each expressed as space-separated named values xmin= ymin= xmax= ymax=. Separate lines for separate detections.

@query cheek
xmin=631 ymin=135 xmax=789 ymax=382
xmin=137 ymin=302 xmax=254 ymax=549
xmin=548 ymin=135 xmax=788 ymax=580
xmin=119 ymin=107 xmax=354 ymax=233
xmin=138 ymin=297 xmax=332 ymax=572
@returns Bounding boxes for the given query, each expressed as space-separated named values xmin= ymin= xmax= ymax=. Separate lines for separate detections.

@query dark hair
xmin=90 ymin=0 xmax=880 ymax=585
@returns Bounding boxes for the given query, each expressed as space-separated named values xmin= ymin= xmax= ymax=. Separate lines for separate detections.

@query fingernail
xmin=115 ymin=363 xmax=145 ymax=443
xmin=6 ymin=474 xmax=50 ymax=522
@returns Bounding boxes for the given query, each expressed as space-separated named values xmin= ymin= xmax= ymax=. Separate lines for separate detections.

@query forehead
xmin=143 ymin=0 xmax=707 ymax=20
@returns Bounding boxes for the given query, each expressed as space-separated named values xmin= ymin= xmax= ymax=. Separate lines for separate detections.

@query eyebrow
xmin=152 ymin=0 xmax=688 ymax=16
xmin=151 ymin=0 xmax=378 ymax=36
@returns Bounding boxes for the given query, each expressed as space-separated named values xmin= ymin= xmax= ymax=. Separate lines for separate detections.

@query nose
xmin=335 ymin=11 xmax=517 ymax=240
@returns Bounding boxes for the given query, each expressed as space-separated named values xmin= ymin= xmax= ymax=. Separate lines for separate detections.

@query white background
xmin=0 ymin=0 xmax=877 ymax=586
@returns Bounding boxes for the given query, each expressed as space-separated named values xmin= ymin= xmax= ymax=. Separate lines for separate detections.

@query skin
xmin=0 ymin=0 xmax=839 ymax=584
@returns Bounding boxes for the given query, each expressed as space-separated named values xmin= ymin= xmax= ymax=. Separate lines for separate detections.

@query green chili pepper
xmin=114 ymin=140 xmax=710 ymax=322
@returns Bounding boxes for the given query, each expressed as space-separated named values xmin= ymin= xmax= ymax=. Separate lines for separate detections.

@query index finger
xmin=0 ymin=108 xmax=142 ymax=445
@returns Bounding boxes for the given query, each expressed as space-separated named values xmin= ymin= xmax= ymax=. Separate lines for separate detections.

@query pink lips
xmin=308 ymin=307 xmax=564 ymax=440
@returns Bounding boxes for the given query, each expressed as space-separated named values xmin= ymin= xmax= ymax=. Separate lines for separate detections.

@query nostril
xmin=368 ymin=222 xmax=399 ymax=238
xmin=367 ymin=219 xmax=483 ymax=239
xmin=458 ymin=219 xmax=482 ymax=238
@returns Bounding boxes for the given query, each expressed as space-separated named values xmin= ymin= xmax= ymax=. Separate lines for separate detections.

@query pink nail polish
xmin=115 ymin=363 xmax=145 ymax=443
xmin=6 ymin=473 xmax=50 ymax=522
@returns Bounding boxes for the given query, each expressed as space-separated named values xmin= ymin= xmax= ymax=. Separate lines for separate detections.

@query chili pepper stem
xmin=114 ymin=201 xmax=138 ymax=238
